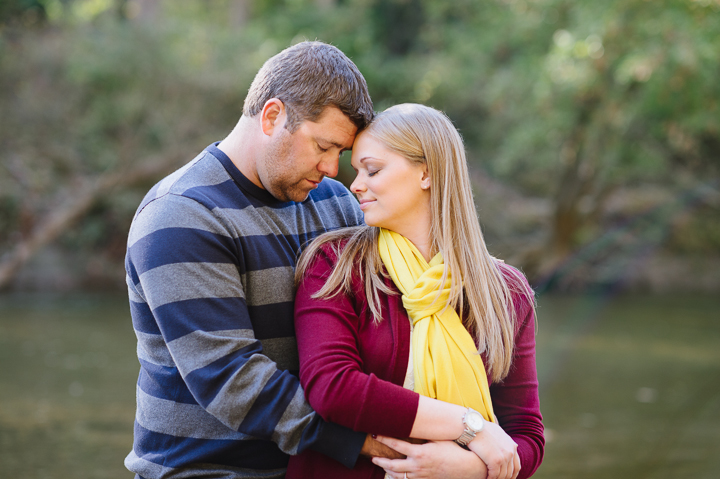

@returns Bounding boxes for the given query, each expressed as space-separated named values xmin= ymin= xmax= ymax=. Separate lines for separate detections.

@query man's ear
xmin=260 ymin=98 xmax=286 ymax=136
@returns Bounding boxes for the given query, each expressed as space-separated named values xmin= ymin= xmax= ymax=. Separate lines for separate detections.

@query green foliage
xmin=1 ymin=0 xmax=719 ymax=289
xmin=668 ymin=205 xmax=720 ymax=254
xmin=0 ymin=0 xmax=46 ymax=26
xmin=477 ymin=0 xmax=720 ymax=193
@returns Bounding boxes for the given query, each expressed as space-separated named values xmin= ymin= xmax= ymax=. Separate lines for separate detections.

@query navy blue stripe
xmin=239 ymin=369 xmax=298 ymax=438
xmin=183 ymin=179 xmax=254 ymax=211
xmin=138 ymin=361 xmax=198 ymax=405
xmin=309 ymin=178 xmax=355 ymax=202
xmin=131 ymin=229 xmax=328 ymax=277
xmin=154 ymin=297 xmax=252 ymax=342
xmin=130 ymin=228 xmax=237 ymax=276
xmin=133 ymin=422 xmax=289 ymax=470
xmin=185 ymin=342 xmax=264 ymax=408
xmin=298 ymin=415 xmax=367 ymax=469
xmin=132 ymin=227 xmax=356 ymax=279
xmin=239 ymin=234 xmax=298 ymax=271
xmin=126 ymin=257 xmax=140 ymax=286
xmin=130 ymin=300 xmax=161 ymax=335
xmin=248 ymin=302 xmax=295 ymax=339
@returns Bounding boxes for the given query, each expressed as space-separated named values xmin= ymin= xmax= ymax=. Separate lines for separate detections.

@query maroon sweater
xmin=287 ymin=243 xmax=544 ymax=479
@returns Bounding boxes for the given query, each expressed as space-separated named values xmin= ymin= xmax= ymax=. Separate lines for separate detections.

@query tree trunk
xmin=534 ymin=96 xmax=601 ymax=280
xmin=0 ymin=153 xmax=181 ymax=291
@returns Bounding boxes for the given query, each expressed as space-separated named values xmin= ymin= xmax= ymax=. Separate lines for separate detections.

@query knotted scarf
xmin=378 ymin=228 xmax=495 ymax=422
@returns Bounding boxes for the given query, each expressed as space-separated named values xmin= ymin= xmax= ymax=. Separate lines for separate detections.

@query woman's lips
xmin=358 ymin=199 xmax=375 ymax=210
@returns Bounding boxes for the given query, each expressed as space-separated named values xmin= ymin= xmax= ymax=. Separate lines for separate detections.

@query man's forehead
xmin=307 ymin=107 xmax=358 ymax=146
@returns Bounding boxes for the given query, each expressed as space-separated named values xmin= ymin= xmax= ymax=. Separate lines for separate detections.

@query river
xmin=1 ymin=292 xmax=718 ymax=478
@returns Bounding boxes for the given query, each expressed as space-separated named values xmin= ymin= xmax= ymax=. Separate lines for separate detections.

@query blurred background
xmin=0 ymin=0 xmax=718 ymax=477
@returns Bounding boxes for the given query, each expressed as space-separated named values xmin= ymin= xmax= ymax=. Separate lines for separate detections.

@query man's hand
xmin=371 ymin=436 xmax=488 ymax=479
xmin=360 ymin=434 xmax=404 ymax=459
xmin=466 ymin=421 xmax=520 ymax=479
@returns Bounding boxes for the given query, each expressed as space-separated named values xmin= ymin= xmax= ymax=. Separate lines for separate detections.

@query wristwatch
xmin=455 ymin=408 xmax=485 ymax=446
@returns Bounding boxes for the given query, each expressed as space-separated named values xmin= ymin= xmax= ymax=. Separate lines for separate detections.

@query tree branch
xmin=0 ymin=153 xmax=181 ymax=291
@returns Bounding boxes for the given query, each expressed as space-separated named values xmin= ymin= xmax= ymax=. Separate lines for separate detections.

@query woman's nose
xmin=350 ymin=174 xmax=365 ymax=193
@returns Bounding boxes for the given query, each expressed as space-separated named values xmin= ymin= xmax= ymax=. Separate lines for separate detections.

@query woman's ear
xmin=260 ymin=98 xmax=286 ymax=136
xmin=420 ymin=167 xmax=431 ymax=190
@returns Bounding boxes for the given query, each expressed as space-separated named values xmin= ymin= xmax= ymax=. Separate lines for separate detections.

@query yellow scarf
xmin=378 ymin=228 xmax=495 ymax=422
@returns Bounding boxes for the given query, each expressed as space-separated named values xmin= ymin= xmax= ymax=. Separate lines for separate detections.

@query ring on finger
xmin=404 ymin=473 xmax=407 ymax=479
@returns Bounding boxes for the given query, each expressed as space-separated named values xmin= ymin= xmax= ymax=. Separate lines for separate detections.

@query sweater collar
xmin=206 ymin=142 xmax=284 ymax=206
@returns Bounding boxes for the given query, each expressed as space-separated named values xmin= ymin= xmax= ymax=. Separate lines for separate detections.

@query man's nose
xmin=317 ymin=155 xmax=339 ymax=178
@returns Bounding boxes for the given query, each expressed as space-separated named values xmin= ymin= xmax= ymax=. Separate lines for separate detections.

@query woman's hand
xmin=466 ymin=420 xmax=520 ymax=479
xmin=371 ymin=436 xmax=488 ymax=479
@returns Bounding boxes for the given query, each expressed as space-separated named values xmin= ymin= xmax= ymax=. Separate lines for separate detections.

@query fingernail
xmin=372 ymin=434 xmax=377 ymax=439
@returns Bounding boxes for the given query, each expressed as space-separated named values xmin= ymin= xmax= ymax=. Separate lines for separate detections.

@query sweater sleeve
xmin=126 ymin=194 xmax=364 ymax=467
xmin=294 ymin=245 xmax=420 ymax=438
xmin=489 ymin=271 xmax=545 ymax=478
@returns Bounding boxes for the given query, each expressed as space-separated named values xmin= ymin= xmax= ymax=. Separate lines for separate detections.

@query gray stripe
xmin=215 ymin=206 xmax=286 ymax=237
xmin=125 ymin=450 xmax=286 ymax=479
xmin=153 ymin=160 xmax=197 ymax=199
xmin=260 ymin=336 xmax=299 ymax=372
xmin=136 ymin=387 xmax=248 ymax=440
xmin=169 ymin=155 xmax=230 ymax=195
xmin=244 ymin=267 xmax=295 ymax=307
xmin=128 ymin=195 xmax=230 ymax=248
xmin=271 ymin=386 xmax=315 ymax=454
xmin=124 ymin=451 xmax=167 ymax=479
xmin=133 ymin=183 xmax=359 ymax=248
xmin=127 ymin=273 xmax=146 ymax=303
xmin=136 ymin=331 xmax=174 ymax=368
xmin=127 ymin=277 xmax=145 ymax=303
xmin=255 ymin=199 xmax=336 ymax=237
xmin=154 ymin=151 xmax=224 ymax=199
xmin=206 ymin=353 xmax=280 ymax=432
xmin=314 ymin=194 xmax=357 ymax=224
xmin=168 ymin=329 xmax=256 ymax=376
xmin=140 ymin=262 xmax=244 ymax=311
xmin=215 ymin=193 xmax=357 ymax=239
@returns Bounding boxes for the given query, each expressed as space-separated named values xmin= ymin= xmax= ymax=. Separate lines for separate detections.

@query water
xmin=0 ymin=294 xmax=137 ymax=479
xmin=0 ymin=292 xmax=718 ymax=478
xmin=534 ymin=293 xmax=720 ymax=479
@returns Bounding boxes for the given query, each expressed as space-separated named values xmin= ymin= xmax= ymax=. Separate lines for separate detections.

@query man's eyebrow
xmin=317 ymin=137 xmax=349 ymax=149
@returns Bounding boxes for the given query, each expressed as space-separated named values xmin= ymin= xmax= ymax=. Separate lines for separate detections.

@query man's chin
xmin=269 ymin=186 xmax=312 ymax=203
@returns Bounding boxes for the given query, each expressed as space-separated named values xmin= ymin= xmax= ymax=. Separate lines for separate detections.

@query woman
xmin=287 ymin=104 xmax=543 ymax=479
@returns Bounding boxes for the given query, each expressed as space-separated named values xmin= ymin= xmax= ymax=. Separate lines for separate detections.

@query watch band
xmin=455 ymin=429 xmax=476 ymax=446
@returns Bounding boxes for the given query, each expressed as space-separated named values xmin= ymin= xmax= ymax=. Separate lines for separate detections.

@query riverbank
xmin=7 ymin=243 xmax=720 ymax=294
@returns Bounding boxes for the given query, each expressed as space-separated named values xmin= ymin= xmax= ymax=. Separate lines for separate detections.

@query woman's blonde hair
xmin=296 ymin=103 xmax=534 ymax=382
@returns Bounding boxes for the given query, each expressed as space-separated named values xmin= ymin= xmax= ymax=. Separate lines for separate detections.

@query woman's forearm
xmin=409 ymin=395 xmax=469 ymax=440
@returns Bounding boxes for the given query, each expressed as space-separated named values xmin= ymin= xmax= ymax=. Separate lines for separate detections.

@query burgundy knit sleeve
xmin=294 ymin=244 xmax=419 ymax=438
xmin=490 ymin=266 xmax=545 ymax=478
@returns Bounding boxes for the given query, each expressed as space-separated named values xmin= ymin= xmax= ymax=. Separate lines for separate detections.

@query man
xmin=124 ymin=41 xmax=378 ymax=478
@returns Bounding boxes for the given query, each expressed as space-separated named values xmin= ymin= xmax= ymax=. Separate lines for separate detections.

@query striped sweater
xmin=124 ymin=143 xmax=366 ymax=479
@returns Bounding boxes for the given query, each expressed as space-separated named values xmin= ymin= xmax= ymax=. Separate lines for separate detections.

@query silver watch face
xmin=466 ymin=411 xmax=485 ymax=431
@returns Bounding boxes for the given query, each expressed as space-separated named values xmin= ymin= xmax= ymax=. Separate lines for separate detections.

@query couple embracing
xmin=125 ymin=41 xmax=543 ymax=479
